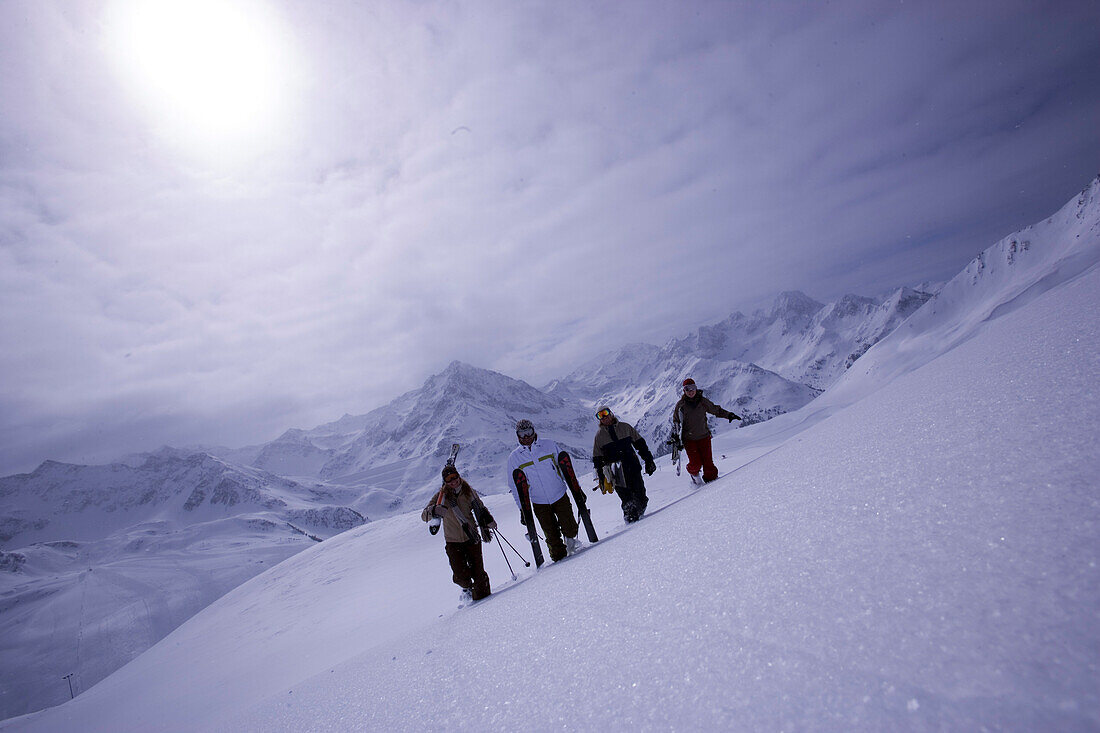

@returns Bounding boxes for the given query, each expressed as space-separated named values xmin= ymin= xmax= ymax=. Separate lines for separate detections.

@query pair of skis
xmin=428 ymin=443 xmax=463 ymax=535
xmin=666 ymin=431 xmax=683 ymax=476
xmin=512 ymin=451 xmax=599 ymax=569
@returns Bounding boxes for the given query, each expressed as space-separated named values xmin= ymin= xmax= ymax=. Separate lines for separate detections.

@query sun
xmin=105 ymin=0 xmax=293 ymax=153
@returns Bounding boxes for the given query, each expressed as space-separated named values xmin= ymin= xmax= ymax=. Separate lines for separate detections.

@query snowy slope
xmin=4 ymin=183 xmax=1098 ymax=731
xmin=0 ymin=449 xmax=367 ymax=719
xmin=0 ymin=304 xmax=864 ymax=719
xmin=827 ymin=175 xmax=1100 ymax=405
xmin=0 ymin=522 xmax=319 ymax=721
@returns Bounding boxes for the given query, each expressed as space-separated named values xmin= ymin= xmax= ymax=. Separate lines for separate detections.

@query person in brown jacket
xmin=671 ymin=378 xmax=741 ymax=484
xmin=421 ymin=465 xmax=497 ymax=602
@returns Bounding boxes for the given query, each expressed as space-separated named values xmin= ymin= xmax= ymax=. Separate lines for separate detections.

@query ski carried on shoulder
xmin=557 ymin=451 xmax=598 ymax=543
xmin=428 ymin=444 xmax=461 ymax=536
xmin=512 ymin=468 xmax=545 ymax=568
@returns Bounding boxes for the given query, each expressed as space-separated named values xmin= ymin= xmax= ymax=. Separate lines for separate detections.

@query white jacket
xmin=506 ymin=438 xmax=569 ymax=509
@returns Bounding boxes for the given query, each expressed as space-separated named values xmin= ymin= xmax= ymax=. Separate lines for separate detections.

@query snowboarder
xmin=506 ymin=419 xmax=581 ymax=562
xmin=671 ymin=378 xmax=740 ymax=484
xmin=592 ymin=406 xmax=656 ymax=523
xmin=422 ymin=465 xmax=497 ymax=602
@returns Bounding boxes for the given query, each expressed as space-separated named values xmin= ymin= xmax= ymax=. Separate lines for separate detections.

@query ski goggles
xmin=596 ymin=408 xmax=613 ymax=420
xmin=516 ymin=427 xmax=535 ymax=439
xmin=683 ymin=384 xmax=697 ymax=393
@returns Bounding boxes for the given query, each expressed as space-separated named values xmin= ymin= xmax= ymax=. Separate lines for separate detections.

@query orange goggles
xmin=596 ymin=408 xmax=613 ymax=420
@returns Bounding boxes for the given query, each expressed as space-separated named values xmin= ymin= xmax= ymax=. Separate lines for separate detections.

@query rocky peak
xmin=770 ymin=290 xmax=824 ymax=319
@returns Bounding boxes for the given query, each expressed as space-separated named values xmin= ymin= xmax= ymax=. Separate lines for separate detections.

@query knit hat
xmin=682 ymin=378 xmax=696 ymax=388
xmin=441 ymin=465 xmax=460 ymax=480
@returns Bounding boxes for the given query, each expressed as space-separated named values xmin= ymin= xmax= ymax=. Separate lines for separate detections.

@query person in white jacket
xmin=506 ymin=419 xmax=580 ymax=561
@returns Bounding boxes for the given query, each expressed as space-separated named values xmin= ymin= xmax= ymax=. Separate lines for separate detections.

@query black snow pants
xmin=617 ymin=464 xmax=649 ymax=522
xmin=445 ymin=539 xmax=491 ymax=600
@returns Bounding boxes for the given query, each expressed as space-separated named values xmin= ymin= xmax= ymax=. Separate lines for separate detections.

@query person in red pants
xmin=671 ymin=378 xmax=741 ymax=484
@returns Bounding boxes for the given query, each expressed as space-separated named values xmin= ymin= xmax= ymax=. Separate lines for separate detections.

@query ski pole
xmin=494 ymin=529 xmax=531 ymax=567
xmin=494 ymin=531 xmax=518 ymax=580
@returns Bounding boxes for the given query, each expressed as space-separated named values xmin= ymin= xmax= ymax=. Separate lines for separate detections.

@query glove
xmin=480 ymin=526 xmax=492 ymax=543
xmin=727 ymin=412 xmax=741 ymax=422
xmin=488 ymin=521 xmax=497 ymax=530
xmin=431 ymin=505 xmax=445 ymax=518
xmin=644 ymin=457 xmax=656 ymax=475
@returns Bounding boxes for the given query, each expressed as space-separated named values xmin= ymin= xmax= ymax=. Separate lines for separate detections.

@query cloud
xmin=1 ymin=0 xmax=1099 ymax=474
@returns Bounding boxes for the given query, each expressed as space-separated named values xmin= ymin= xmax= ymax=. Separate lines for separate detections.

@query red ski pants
xmin=684 ymin=437 xmax=718 ymax=482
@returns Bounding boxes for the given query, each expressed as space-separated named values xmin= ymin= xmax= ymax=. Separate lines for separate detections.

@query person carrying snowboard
xmin=421 ymin=465 xmax=497 ymax=602
xmin=592 ymin=406 xmax=656 ymax=523
xmin=671 ymin=377 xmax=741 ymax=484
xmin=506 ymin=419 xmax=581 ymax=561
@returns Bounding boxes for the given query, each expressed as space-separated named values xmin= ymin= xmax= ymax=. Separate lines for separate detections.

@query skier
xmin=421 ymin=465 xmax=497 ymax=603
xmin=671 ymin=378 xmax=741 ymax=484
xmin=592 ymin=406 xmax=656 ymax=523
xmin=506 ymin=419 xmax=581 ymax=561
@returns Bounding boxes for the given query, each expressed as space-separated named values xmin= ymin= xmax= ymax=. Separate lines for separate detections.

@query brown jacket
xmin=672 ymin=391 xmax=734 ymax=441
xmin=421 ymin=479 xmax=494 ymax=543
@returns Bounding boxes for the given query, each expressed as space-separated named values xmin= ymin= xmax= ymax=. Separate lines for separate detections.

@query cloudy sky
xmin=1 ymin=0 xmax=1098 ymax=475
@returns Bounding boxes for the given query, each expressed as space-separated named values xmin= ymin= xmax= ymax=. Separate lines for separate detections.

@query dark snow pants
xmin=445 ymin=540 xmax=491 ymax=600
xmin=617 ymin=464 xmax=649 ymax=522
xmin=684 ymin=436 xmax=718 ymax=482
xmin=532 ymin=493 xmax=579 ymax=562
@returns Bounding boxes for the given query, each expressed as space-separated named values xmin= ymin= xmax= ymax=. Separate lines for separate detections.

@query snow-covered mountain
xmin=3 ymin=175 xmax=1096 ymax=725
xmin=0 ymin=448 xmax=365 ymax=547
xmin=0 ymin=448 xmax=368 ymax=720
xmin=544 ymin=285 xmax=932 ymax=452
xmin=192 ymin=282 xmax=932 ymax=514
xmin=235 ymin=361 xmax=594 ymax=512
xmin=247 ymin=352 xmax=822 ymax=509
xmin=4 ymin=177 xmax=1096 ymax=732
xmin=545 ymin=342 xmax=821 ymax=452
xmin=827 ymin=174 xmax=1100 ymax=406
xmin=220 ymin=283 xmax=930 ymax=510
xmin=662 ymin=286 xmax=934 ymax=390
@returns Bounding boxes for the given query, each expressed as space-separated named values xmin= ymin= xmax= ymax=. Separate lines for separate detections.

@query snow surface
xmin=4 ymin=218 xmax=1098 ymax=730
xmin=0 ymin=282 xmax=935 ymax=719
xmin=0 ymin=451 xmax=367 ymax=718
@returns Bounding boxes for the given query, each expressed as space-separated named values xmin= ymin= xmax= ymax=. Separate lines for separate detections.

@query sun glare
xmin=105 ymin=0 xmax=294 ymax=156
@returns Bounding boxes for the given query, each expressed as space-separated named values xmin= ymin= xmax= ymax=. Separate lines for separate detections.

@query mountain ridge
xmin=2 ymin=174 xmax=1097 ymax=722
